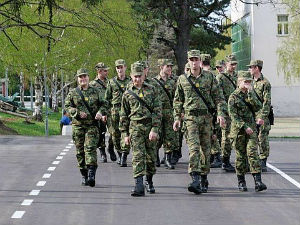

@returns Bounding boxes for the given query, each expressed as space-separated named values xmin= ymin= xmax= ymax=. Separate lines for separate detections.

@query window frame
xmin=277 ymin=14 xmax=289 ymax=36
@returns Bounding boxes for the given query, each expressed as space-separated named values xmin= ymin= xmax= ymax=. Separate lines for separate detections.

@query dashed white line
xmin=36 ymin=181 xmax=46 ymax=186
xmin=42 ymin=173 xmax=51 ymax=179
xmin=66 ymin=146 xmax=71 ymax=149
xmin=48 ymin=167 xmax=56 ymax=171
xmin=56 ymin=156 xmax=63 ymax=160
xmin=267 ymin=162 xmax=300 ymax=189
xmin=29 ymin=190 xmax=40 ymax=196
xmin=52 ymin=161 xmax=60 ymax=165
xmin=60 ymin=152 xmax=67 ymax=155
xmin=68 ymin=143 xmax=74 ymax=146
xmin=21 ymin=199 xmax=33 ymax=206
xmin=63 ymin=149 xmax=69 ymax=152
xmin=11 ymin=211 xmax=25 ymax=219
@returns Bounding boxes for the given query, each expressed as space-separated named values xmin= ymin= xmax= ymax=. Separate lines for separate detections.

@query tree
xmin=130 ymin=0 xmax=231 ymax=74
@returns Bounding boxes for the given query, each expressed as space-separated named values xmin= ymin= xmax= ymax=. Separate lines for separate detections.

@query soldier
xmin=173 ymin=49 xmax=227 ymax=194
xmin=200 ymin=54 xmax=212 ymax=71
xmin=216 ymin=54 xmax=238 ymax=172
xmin=248 ymin=60 xmax=272 ymax=172
xmin=120 ymin=63 xmax=162 ymax=196
xmin=90 ymin=62 xmax=116 ymax=163
xmin=153 ymin=59 xmax=178 ymax=170
xmin=65 ymin=68 xmax=108 ymax=187
xmin=215 ymin=60 xmax=225 ymax=74
xmin=228 ymin=70 xmax=267 ymax=192
xmin=105 ymin=59 xmax=131 ymax=167
xmin=185 ymin=62 xmax=191 ymax=74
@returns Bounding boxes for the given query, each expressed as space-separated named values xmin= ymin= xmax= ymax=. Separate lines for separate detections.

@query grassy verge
xmin=0 ymin=109 xmax=61 ymax=136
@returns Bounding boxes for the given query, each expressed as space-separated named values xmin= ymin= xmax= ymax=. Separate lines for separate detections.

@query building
xmin=231 ymin=0 xmax=300 ymax=117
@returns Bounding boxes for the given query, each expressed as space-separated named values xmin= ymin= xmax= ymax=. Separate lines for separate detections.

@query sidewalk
xmin=270 ymin=117 xmax=300 ymax=138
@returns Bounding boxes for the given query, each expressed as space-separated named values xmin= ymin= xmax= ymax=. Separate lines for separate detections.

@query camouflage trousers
xmin=72 ymin=124 xmax=99 ymax=169
xmin=232 ymin=130 xmax=261 ymax=175
xmin=258 ymin=123 xmax=271 ymax=159
xmin=211 ymin=126 xmax=221 ymax=155
xmin=97 ymin=121 xmax=106 ymax=149
xmin=129 ymin=120 xmax=156 ymax=178
xmin=157 ymin=113 xmax=178 ymax=154
xmin=111 ymin=107 xmax=130 ymax=154
xmin=221 ymin=117 xmax=233 ymax=158
xmin=185 ymin=115 xmax=212 ymax=175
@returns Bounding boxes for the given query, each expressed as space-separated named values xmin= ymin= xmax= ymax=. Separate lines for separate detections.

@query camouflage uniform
xmin=105 ymin=60 xmax=131 ymax=155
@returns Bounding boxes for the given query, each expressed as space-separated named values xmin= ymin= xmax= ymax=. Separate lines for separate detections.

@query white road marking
xmin=60 ymin=152 xmax=67 ymax=155
xmin=48 ymin=167 xmax=56 ymax=171
xmin=267 ymin=162 xmax=300 ymax=189
xmin=52 ymin=161 xmax=60 ymax=165
xmin=42 ymin=173 xmax=51 ymax=179
xmin=29 ymin=190 xmax=40 ymax=196
xmin=63 ymin=149 xmax=69 ymax=152
xmin=11 ymin=211 xmax=25 ymax=219
xmin=56 ymin=156 xmax=63 ymax=160
xmin=36 ymin=181 xmax=46 ymax=186
xmin=21 ymin=199 xmax=33 ymax=206
xmin=68 ymin=143 xmax=74 ymax=146
xmin=66 ymin=146 xmax=71 ymax=149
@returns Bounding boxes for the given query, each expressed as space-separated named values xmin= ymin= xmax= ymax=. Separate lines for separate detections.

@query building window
xmin=277 ymin=15 xmax=289 ymax=35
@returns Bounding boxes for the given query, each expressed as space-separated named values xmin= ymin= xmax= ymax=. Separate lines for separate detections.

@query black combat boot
xmin=156 ymin=150 xmax=160 ymax=167
xmin=117 ymin=151 xmax=122 ymax=165
xmin=261 ymin=158 xmax=267 ymax=172
xmin=160 ymin=153 xmax=166 ymax=164
xmin=145 ymin=175 xmax=155 ymax=194
xmin=131 ymin=176 xmax=145 ymax=197
xmin=188 ymin=172 xmax=202 ymax=194
xmin=237 ymin=175 xmax=248 ymax=192
xmin=120 ymin=153 xmax=128 ymax=167
xmin=87 ymin=165 xmax=97 ymax=187
xmin=200 ymin=175 xmax=209 ymax=193
xmin=222 ymin=157 xmax=235 ymax=172
xmin=210 ymin=153 xmax=222 ymax=168
xmin=107 ymin=139 xmax=117 ymax=162
xmin=171 ymin=151 xmax=180 ymax=165
xmin=99 ymin=148 xmax=107 ymax=163
xmin=253 ymin=173 xmax=267 ymax=192
xmin=165 ymin=153 xmax=175 ymax=169
xmin=80 ymin=169 xmax=88 ymax=186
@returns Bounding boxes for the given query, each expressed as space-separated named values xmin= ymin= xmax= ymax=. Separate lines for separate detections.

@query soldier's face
xmin=161 ymin=65 xmax=172 ymax=76
xmin=239 ymin=79 xmax=252 ymax=89
xmin=116 ymin=65 xmax=126 ymax=76
xmin=249 ymin=65 xmax=258 ymax=75
xmin=226 ymin=63 xmax=237 ymax=72
xmin=189 ymin=57 xmax=201 ymax=70
xmin=131 ymin=75 xmax=144 ymax=87
xmin=97 ymin=69 xmax=108 ymax=79
xmin=216 ymin=66 xmax=224 ymax=73
xmin=78 ymin=74 xmax=89 ymax=87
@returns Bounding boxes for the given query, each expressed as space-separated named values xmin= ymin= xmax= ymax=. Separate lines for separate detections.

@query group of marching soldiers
xmin=65 ymin=49 xmax=272 ymax=196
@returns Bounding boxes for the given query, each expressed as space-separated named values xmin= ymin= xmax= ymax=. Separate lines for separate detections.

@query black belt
xmin=131 ymin=118 xmax=152 ymax=124
xmin=186 ymin=109 xmax=209 ymax=117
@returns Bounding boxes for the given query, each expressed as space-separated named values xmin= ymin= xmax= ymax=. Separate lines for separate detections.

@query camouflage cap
xmin=157 ymin=58 xmax=174 ymax=66
xmin=130 ymin=63 xmax=144 ymax=76
xmin=95 ymin=62 xmax=110 ymax=70
xmin=225 ymin=54 xmax=238 ymax=64
xmin=200 ymin=54 xmax=211 ymax=62
xmin=135 ymin=60 xmax=149 ymax=69
xmin=247 ymin=59 xmax=263 ymax=68
xmin=238 ymin=70 xmax=253 ymax=80
xmin=115 ymin=59 xmax=126 ymax=67
xmin=76 ymin=68 xmax=89 ymax=77
xmin=215 ymin=60 xmax=225 ymax=67
xmin=185 ymin=62 xmax=191 ymax=70
xmin=188 ymin=49 xmax=201 ymax=59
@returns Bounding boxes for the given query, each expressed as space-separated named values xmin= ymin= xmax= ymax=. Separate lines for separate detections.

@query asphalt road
xmin=0 ymin=136 xmax=299 ymax=225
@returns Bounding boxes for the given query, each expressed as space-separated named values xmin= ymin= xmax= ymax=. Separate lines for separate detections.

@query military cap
xmin=238 ymin=70 xmax=253 ymax=80
xmin=157 ymin=59 xmax=174 ymax=66
xmin=185 ymin=62 xmax=191 ymax=69
xmin=225 ymin=54 xmax=238 ymax=64
xmin=115 ymin=59 xmax=126 ymax=67
xmin=215 ymin=60 xmax=225 ymax=68
xmin=135 ymin=60 xmax=149 ymax=69
xmin=188 ymin=49 xmax=201 ymax=59
xmin=95 ymin=62 xmax=110 ymax=70
xmin=200 ymin=54 xmax=211 ymax=62
xmin=247 ymin=59 xmax=263 ymax=68
xmin=76 ymin=68 xmax=89 ymax=77
xmin=130 ymin=63 xmax=144 ymax=76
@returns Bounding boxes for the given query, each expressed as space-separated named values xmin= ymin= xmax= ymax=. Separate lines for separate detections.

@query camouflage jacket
xmin=173 ymin=71 xmax=227 ymax=121
xmin=216 ymin=71 xmax=238 ymax=104
xmin=65 ymin=86 xmax=108 ymax=126
xmin=105 ymin=76 xmax=131 ymax=108
xmin=253 ymin=74 xmax=271 ymax=120
xmin=228 ymin=89 xmax=262 ymax=136
xmin=89 ymin=78 xmax=108 ymax=96
xmin=119 ymin=82 xmax=162 ymax=136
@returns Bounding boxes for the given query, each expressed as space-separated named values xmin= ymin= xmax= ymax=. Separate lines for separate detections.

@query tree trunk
xmin=33 ymin=76 xmax=43 ymax=121
xmin=19 ymin=72 xmax=25 ymax=107
xmin=52 ymin=72 xmax=58 ymax=112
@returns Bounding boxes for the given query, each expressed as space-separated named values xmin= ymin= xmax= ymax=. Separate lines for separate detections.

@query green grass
xmin=0 ymin=109 xmax=62 ymax=136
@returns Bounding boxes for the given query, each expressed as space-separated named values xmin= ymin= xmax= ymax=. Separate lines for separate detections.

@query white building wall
xmin=231 ymin=0 xmax=300 ymax=117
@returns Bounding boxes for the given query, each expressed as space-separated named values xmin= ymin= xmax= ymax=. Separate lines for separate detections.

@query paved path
xmin=0 ymin=136 xmax=299 ymax=225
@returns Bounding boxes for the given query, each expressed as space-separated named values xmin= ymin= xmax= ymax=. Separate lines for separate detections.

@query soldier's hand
xmin=101 ymin=116 xmax=107 ymax=123
xmin=256 ymin=118 xmax=264 ymax=125
xmin=217 ymin=116 xmax=226 ymax=128
xmin=245 ymin=127 xmax=254 ymax=135
xmin=95 ymin=112 xmax=102 ymax=120
xmin=124 ymin=136 xmax=131 ymax=145
xmin=80 ymin=112 xmax=87 ymax=119
xmin=173 ymin=120 xmax=181 ymax=131
xmin=149 ymin=131 xmax=158 ymax=141
xmin=212 ymin=134 xmax=217 ymax=141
